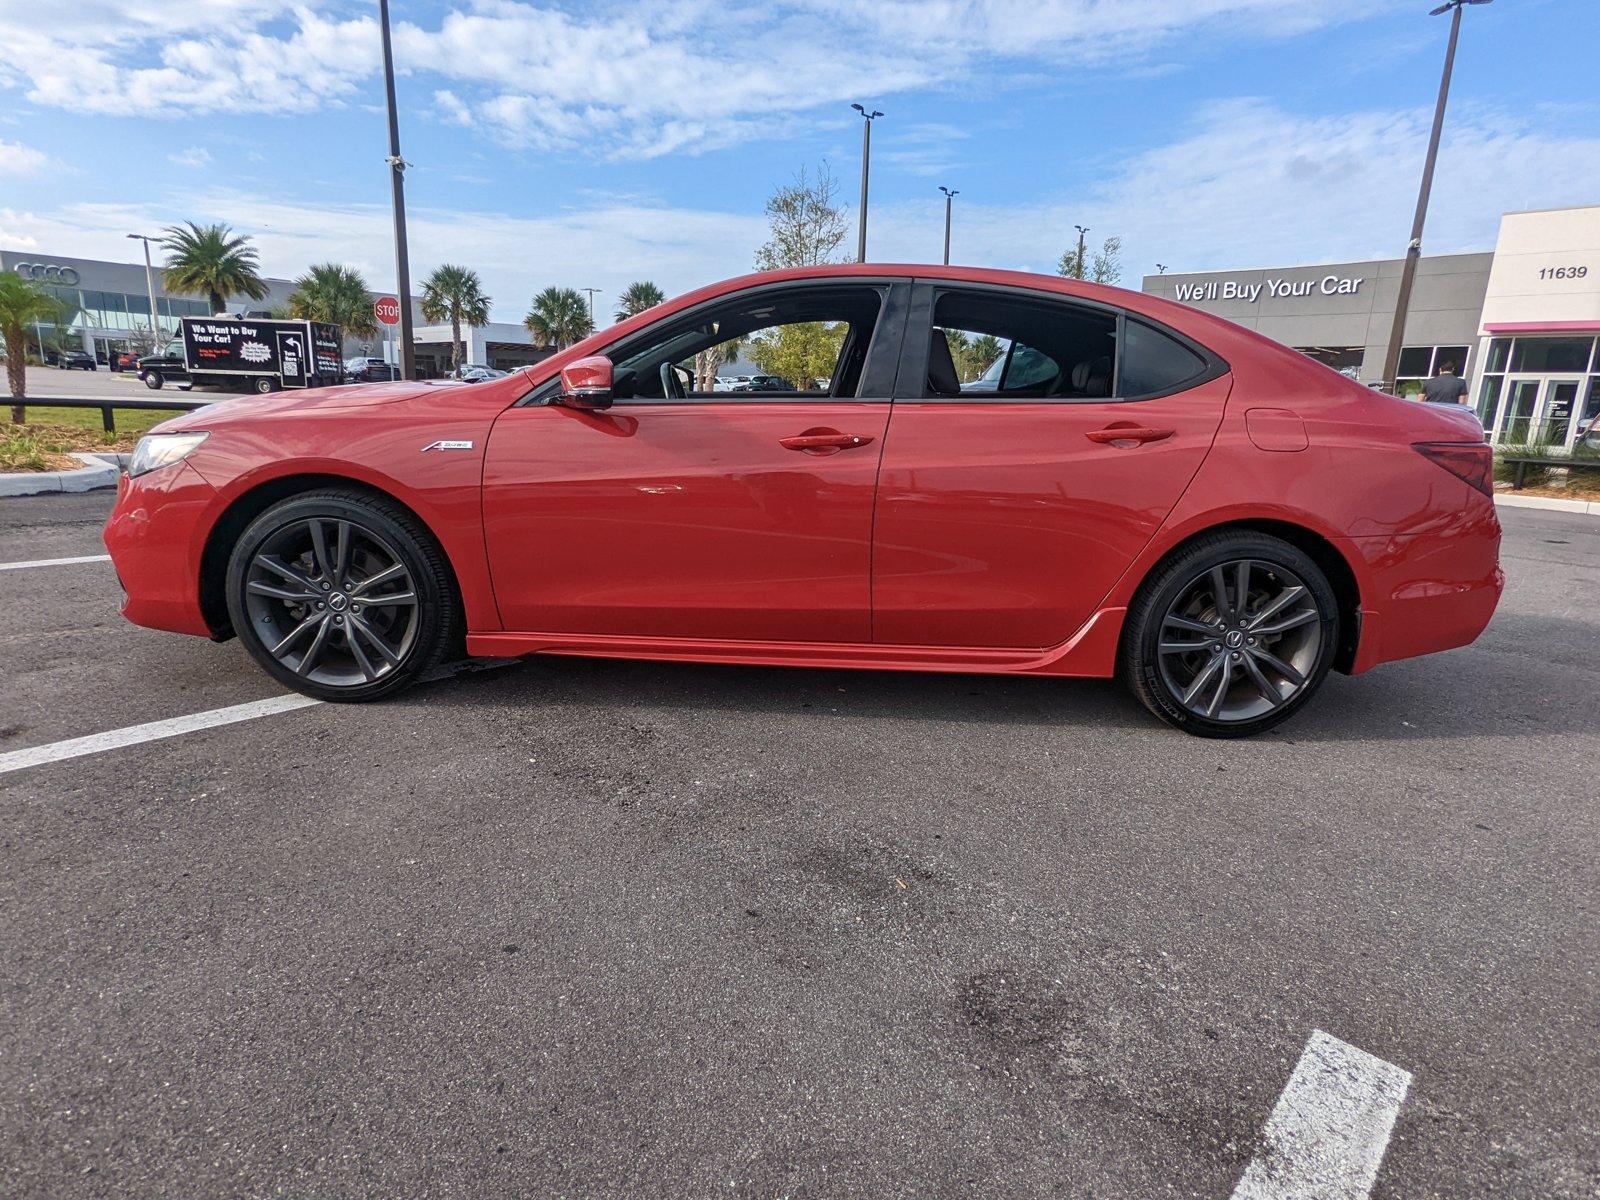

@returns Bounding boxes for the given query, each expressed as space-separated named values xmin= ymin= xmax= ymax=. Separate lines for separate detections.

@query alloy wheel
xmin=242 ymin=517 xmax=419 ymax=687
xmin=1155 ymin=558 xmax=1323 ymax=723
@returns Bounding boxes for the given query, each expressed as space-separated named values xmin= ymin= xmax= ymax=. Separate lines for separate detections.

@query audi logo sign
xmin=13 ymin=262 xmax=81 ymax=286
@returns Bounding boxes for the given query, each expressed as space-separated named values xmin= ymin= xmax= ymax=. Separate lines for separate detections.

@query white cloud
xmin=167 ymin=146 xmax=212 ymax=168
xmin=0 ymin=137 xmax=51 ymax=175
xmin=0 ymin=0 xmax=1384 ymax=155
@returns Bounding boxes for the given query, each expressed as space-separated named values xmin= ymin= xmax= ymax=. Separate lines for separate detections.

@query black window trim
xmin=515 ymin=277 xmax=912 ymax=407
xmin=897 ymin=279 xmax=1229 ymax=404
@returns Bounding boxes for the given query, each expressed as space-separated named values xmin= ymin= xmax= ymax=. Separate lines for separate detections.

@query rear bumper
xmin=102 ymin=462 xmax=218 ymax=637
xmin=1345 ymin=511 xmax=1504 ymax=673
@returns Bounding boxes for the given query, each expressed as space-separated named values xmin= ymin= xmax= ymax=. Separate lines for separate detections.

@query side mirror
xmin=558 ymin=354 xmax=614 ymax=410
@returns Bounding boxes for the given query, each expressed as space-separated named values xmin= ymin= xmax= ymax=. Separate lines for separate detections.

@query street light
xmin=582 ymin=287 xmax=602 ymax=328
xmin=851 ymin=104 xmax=883 ymax=263
xmin=378 ymin=0 xmax=416 ymax=381
xmin=939 ymin=186 xmax=959 ymax=265
xmin=125 ymin=233 xmax=163 ymax=348
xmin=1073 ymin=225 xmax=1090 ymax=280
xmin=1379 ymin=0 xmax=1492 ymax=393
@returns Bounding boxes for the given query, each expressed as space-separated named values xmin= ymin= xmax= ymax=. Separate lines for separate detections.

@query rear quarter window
xmin=1119 ymin=320 xmax=1207 ymax=398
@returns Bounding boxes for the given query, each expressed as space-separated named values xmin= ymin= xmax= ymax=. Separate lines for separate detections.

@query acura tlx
xmin=104 ymin=264 xmax=1502 ymax=737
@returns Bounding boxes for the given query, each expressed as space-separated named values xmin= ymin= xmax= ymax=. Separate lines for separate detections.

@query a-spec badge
xmin=421 ymin=439 xmax=474 ymax=453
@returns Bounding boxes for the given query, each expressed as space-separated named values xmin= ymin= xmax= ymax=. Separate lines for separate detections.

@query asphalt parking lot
xmin=1 ymin=491 xmax=1595 ymax=1199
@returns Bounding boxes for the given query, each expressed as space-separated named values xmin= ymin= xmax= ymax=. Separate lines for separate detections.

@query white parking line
xmin=0 ymin=553 xmax=112 ymax=572
xmin=1232 ymin=1029 xmax=1412 ymax=1200
xmin=0 ymin=695 xmax=323 ymax=776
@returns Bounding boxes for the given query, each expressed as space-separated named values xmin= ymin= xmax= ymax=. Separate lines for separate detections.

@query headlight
xmin=128 ymin=432 xmax=209 ymax=478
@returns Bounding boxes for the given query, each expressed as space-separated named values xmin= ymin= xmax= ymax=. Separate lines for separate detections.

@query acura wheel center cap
xmin=328 ymin=592 xmax=348 ymax=612
xmin=1225 ymin=630 xmax=1244 ymax=649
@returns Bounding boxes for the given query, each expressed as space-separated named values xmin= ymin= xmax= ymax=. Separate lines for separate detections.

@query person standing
xmin=1422 ymin=360 xmax=1469 ymax=405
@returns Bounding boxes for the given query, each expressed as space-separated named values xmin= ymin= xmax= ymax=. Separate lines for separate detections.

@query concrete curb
xmin=1494 ymin=492 xmax=1600 ymax=516
xmin=0 ymin=453 xmax=121 ymax=498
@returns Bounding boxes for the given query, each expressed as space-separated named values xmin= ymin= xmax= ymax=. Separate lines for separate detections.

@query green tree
xmin=523 ymin=286 xmax=593 ymax=350
xmin=749 ymin=164 xmax=850 ymax=391
xmin=420 ymin=264 xmax=492 ymax=372
xmin=0 ymin=273 xmax=62 ymax=420
xmin=160 ymin=221 xmax=270 ymax=313
xmin=1057 ymin=234 xmax=1123 ymax=285
xmin=615 ymin=281 xmax=667 ymax=322
xmin=965 ymin=333 xmax=1004 ymax=381
xmin=755 ymin=164 xmax=848 ymax=271
xmin=288 ymin=263 xmax=379 ymax=339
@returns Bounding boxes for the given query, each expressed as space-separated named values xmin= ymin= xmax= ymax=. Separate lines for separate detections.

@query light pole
xmin=851 ymin=104 xmax=883 ymax=263
xmin=126 ymin=233 xmax=163 ymax=348
xmin=1379 ymin=0 xmax=1492 ymax=393
xmin=1073 ymin=225 xmax=1089 ymax=280
xmin=939 ymin=186 xmax=959 ymax=265
xmin=582 ymin=287 xmax=601 ymax=329
xmin=378 ymin=0 xmax=416 ymax=381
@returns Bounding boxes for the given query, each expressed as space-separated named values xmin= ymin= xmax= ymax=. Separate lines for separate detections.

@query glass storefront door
xmin=1538 ymin=380 xmax=1580 ymax=448
xmin=1500 ymin=380 xmax=1540 ymax=444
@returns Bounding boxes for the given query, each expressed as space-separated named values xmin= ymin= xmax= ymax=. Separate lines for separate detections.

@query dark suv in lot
xmin=345 ymin=357 xmax=399 ymax=382
xmin=54 ymin=349 xmax=97 ymax=370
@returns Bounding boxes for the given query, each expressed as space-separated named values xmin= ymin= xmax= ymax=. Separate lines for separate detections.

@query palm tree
xmin=420 ymin=264 xmax=491 ymax=373
xmin=160 ymin=221 xmax=269 ymax=314
xmin=287 ymin=264 xmax=379 ymax=339
xmin=0 ymin=273 xmax=63 ymax=420
xmin=615 ymin=281 xmax=666 ymax=322
xmin=524 ymin=286 xmax=593 ymax=350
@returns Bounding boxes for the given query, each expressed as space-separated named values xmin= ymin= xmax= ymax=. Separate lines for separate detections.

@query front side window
xmin=606 ymin=285 xmax=885 ymax=402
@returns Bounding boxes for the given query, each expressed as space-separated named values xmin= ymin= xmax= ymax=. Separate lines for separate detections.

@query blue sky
xmin=2 ymin=0 xmax=1597 ymax=323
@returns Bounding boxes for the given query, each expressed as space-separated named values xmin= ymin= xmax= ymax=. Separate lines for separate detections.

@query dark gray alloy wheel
xmin=1122 ymin=532 xmax=1338 ymax=738
xmin=1156 ymin=558 xmax=1322 ymax=722
xmin=226 ymin=490 xmax=458 ymax=701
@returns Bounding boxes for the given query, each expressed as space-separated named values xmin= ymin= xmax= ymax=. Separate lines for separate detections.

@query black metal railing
xmin=2 ymin=396 xmax=208 ymax=434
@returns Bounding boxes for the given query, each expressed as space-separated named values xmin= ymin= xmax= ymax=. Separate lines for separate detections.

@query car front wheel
xmin=225 ymin=490 xmax=460 ymax=702
xmin=1121 ymin=532 xmax=1338 ymax=738
xmin=143 ymin=372 xmax=163 ymax=390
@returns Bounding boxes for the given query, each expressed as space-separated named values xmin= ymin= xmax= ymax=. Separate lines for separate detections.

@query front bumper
xmin=102 ymin=461 xmax=219 ymax=637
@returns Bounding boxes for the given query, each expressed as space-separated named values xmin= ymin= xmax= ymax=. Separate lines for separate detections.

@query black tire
xmin=253 ymin=377 xmax=277 ymax=395
xmin=1120 ymin=531 xmax=1339 ymax=738
xmin=224 ymin=489 xmax=460 ymax=702
xmin=143 ymin=372 xmax=163 ymax=390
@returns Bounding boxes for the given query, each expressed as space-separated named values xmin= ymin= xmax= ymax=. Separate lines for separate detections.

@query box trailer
xmin=138 ymin=317 xmax=345 ymax=394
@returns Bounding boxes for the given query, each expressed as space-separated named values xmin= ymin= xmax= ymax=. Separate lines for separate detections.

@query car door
xmin=872 ymin=281 xmax=1231 ymax=649
xmin=482 ymin=279 xmax=908 ymax=643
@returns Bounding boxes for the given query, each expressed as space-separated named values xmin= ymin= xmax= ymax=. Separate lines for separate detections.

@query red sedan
xmin=104 ymin=264 xmax=1502 ymax=737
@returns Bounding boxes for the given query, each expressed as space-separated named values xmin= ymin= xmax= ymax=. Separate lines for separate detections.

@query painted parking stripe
xmin=0 ymin=553 xmax=112 ymax=572
xmin=0 ymin=695 xmax=323 ymax=776
xmin=1232 ymin=1029 xmax=1411 ymax=1200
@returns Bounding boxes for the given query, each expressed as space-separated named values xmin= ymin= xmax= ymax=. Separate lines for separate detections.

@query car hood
xmin=149 ymin=374 xmax=533 ymax=434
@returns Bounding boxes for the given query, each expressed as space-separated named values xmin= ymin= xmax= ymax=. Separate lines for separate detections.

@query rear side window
xmin=926 ymin=289 xmax=1117 ymax=399
xmin=1119 ymin=320 xmax=1207 ymax=398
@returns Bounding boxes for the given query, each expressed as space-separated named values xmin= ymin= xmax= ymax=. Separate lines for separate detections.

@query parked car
xmin=731 ymin=374 xmax=794 ymax=391
xmin=346 ymin=357 xmax=399 ymax=383
xmin=103 ymin=264 xmax=1503 ymax=737
xmin=452 ymin=363 xmax=508 ymax=383
xmin=56 ymin=349 xmax=97 ymax=370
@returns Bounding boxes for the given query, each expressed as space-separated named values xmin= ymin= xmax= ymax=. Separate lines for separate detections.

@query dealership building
xmin=1143 ymin=204 xmax=1600 ymax=449
xmin=0 ymin=250 xmax=549 ymax=377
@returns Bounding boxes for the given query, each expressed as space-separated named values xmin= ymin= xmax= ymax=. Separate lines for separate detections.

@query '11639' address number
xmin=1539 ymin=265 xmax=1589 ymax=280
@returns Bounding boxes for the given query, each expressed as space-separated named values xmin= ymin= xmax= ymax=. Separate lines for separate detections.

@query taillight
xmin=1414 ymin=442 xmax=1493 ymax=498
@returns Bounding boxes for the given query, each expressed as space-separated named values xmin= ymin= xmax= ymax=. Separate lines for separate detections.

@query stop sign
xmin=373 ymin=296 xmax=401 ymax=326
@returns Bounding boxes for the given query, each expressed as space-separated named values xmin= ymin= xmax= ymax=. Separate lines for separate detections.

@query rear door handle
xmin=1085 ymin=426 xmax=1175 ymax=445
xmin=780 ymin=431 xmax=875 ymax=453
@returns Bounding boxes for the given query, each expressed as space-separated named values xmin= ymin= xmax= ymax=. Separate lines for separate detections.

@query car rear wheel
xmin=253 ymin=377 xmax=278 ymax=394
xmin=143 ymin=372 xmax=163 ymax=390
xmin=1121 ymin=532 xmax=1338 ymax=738
xmin=225 ymin=490 xmax=459 ymax=702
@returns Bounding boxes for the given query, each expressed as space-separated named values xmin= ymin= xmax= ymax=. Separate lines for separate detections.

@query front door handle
xmin=1085 ymin=425 xmax=1175 ymax=446
xmin=780 ymin=430 xmax=876 ymax=454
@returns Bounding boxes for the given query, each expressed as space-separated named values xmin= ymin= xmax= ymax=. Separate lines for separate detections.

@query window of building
xmin=1395 ymin=344 xmax=1471 ymax=398
xmin=1509 ymin=337 xmax=1595 ymax=374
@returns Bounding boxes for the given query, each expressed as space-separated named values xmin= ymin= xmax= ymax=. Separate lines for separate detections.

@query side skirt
xmin=465 ymin=607 xmax=1126 ymax=678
